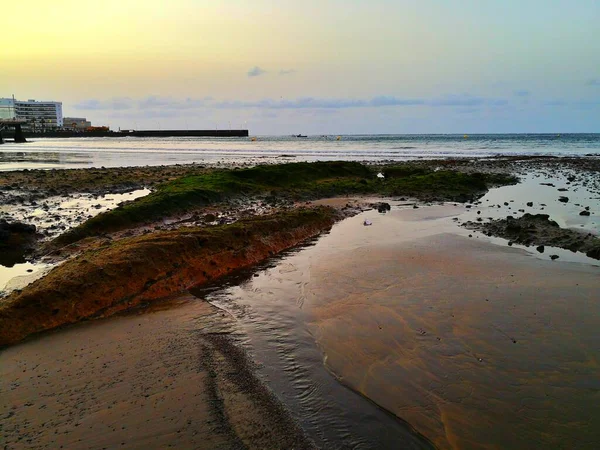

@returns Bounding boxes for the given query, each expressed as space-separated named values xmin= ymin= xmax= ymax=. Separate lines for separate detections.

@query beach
xmin=1 ymin=150 xmax=599 ymax=449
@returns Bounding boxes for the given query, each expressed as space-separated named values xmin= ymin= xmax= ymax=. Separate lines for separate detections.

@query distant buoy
xmin=336 ymin=136 xmax=342 ymax=141
xmin=463 ymin=134 xmax=469 ymax=139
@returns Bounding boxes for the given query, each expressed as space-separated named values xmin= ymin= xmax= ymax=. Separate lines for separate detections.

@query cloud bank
xmin=247 ymin=66 xmax=267 ymax=77
xmin=74 ymin=94 xmax=516 ymax=112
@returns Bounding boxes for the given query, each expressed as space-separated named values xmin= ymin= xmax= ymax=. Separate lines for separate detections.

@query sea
xmin=1 ymin=133 xmax=599 ymax=170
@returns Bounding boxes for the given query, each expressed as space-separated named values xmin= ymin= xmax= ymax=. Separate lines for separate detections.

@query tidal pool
xmin=200 ymin=205 xmax=600 ymax=449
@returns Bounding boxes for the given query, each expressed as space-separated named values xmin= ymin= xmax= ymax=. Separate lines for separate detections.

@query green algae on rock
xmin=55 ymin=161 xmax=516 ymax=245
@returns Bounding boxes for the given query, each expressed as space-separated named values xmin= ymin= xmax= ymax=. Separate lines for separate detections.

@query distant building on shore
xmin=0 ymin=97 xmax=63 ymax=130
xmin=63 ymin=117 xmax=92 ymax=130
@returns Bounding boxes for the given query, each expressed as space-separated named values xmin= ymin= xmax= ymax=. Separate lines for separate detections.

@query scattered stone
xmin=558 ymin=196 xmax=569 ymax=203
xmin=550 ymin=255 xmax=559 ymax=260
xmin=375 ymin=202 xmax=391 ymax=213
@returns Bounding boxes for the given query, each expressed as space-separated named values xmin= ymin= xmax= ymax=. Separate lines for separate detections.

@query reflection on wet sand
xmin=0 ymin=296 xmax=315 ymax=449
xmin=305 ymin=210 xmax=600 ymax=449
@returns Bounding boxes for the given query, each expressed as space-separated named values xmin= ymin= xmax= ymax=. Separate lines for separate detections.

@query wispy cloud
xmin=74 ymin=97 xmax=133 ymax=110
xmin=138 ymin=96 xmax=209 ymax=110
xmin=543 ymin=99 xmax=567 ymax=106
xmin=214 ymin=96 xmax=427 ymax=109
xmin=279 ymin=69 xmax=296 ymax=76
xmin=247 ymin=66 xmax=267 ymax=77
xmin=429 ymin=95 xmax=508 ymax=107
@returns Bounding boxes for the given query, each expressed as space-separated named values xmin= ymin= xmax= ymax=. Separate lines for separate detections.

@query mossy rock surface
xmin=55 ymin=161 xmax=516 ymax=245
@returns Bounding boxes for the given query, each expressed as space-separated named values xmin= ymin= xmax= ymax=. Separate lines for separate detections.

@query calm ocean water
xmin=1 ymin=134 xmax=599 ymax=170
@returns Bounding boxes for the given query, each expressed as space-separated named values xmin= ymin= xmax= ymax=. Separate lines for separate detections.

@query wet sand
xmin=304 ymin=208 xmax=600 ymax=449
xmin=0 ymin=296 xmax=314 ymax=449
xmin=2 ymin=204 xmax=599 ymax=449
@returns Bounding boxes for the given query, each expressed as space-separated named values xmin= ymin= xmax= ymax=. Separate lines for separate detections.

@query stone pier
xmin=13 ymin=124 xmax=26 ymax=143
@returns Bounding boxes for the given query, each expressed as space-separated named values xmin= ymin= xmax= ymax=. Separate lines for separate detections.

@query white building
xmin=0 ymin=97 xmax=63 ymax=129
xmin=0 ymin=98 xmax=16 ymax=120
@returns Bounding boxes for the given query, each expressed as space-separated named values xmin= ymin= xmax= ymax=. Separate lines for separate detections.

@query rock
xmin=536 ymin=245 xmax=545 ymax=253
xmin=526 ymin=202 xmax=533 ymax=207
xmin=587 ymin=248 xmax=600 ymax=259
xmin=557 ymin=188 xmax=568 ymax=192
xmin=580 ymin=210 xmax=591 ymax=216
xmin=558 ymin=196 xmax=569 ymax=203
xmin=376 ymin=202 xmax=391 ymax=213
xmin=550 ymin=255 xmax=559 ymax=260
xmin=0 ymin=219 xmax=39 ymax=267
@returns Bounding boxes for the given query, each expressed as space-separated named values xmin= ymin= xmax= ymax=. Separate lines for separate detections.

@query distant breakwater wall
xmin=3 ymin=129 xmax=249 ymax=139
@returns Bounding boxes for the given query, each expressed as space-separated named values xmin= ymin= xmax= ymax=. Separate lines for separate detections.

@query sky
xmin=2 ymin=0 xmax=599 ymax=134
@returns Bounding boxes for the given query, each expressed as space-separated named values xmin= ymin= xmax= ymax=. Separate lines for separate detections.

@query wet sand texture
xmin=306 ymin=228 xmax=600 ymax=449
xmin=0 ymin=208 xmax=336 ymax=346
xmin=0 ymin=296 xmax=314 ymax=449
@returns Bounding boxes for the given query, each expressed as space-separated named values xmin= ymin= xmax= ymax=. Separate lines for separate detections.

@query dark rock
xmin=587 ymin=248 xmax=600 ymax=259
xmin=536 ymin=245 xmax=545 ymax=253
xmin=550 ymin=255 xmax=559 ymax=260
xmin=579 ymin=210 xmax=591 ymax=216
xmin=376 ymin=202 xmax=391 ymax=213
xmin=558 ymin=196 xmax=569 ymax=203
xmin=0 ymin=219 xmax=39 ymax=267
xmin=526 ymin=202 xmax=533 ymax=207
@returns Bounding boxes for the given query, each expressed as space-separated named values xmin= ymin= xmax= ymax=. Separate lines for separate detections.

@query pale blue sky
xmin=3 ymin=0 xmax=599 ymax=133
